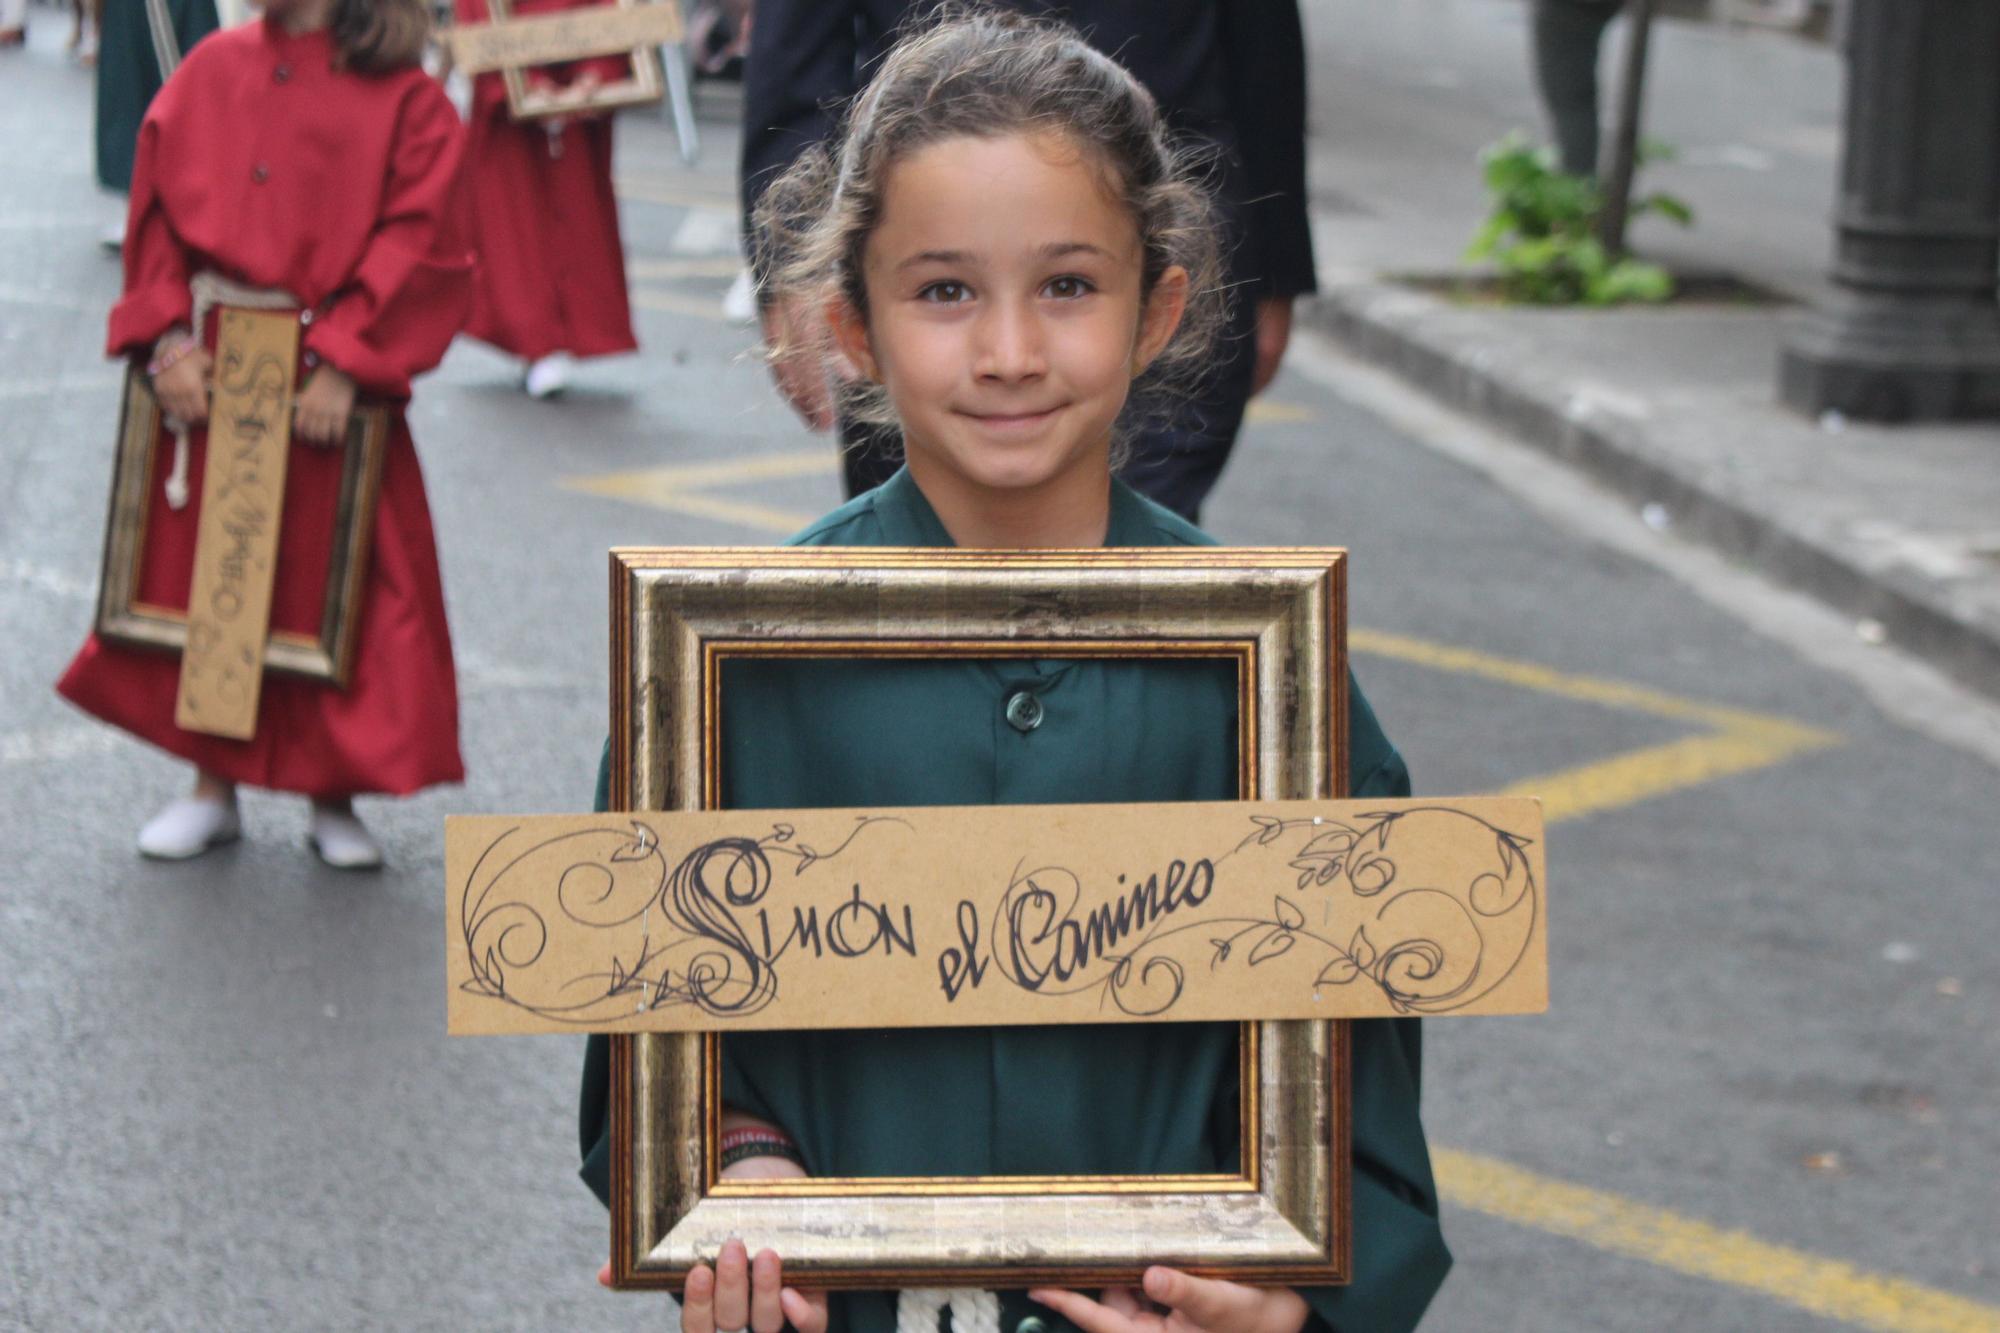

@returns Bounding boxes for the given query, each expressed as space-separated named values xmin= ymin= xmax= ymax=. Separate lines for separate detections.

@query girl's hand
xmin=1030 ymin=1267 xmax=1310 ymax=1333
xmin=592 ymin=1121 xmax=828 ymax=1333
xmin=686 ymin=1238 xmax=829 ymax=1333
xmin=152 ymin=344 xmax=212 ymax=425
xmin=594 ymin=1238 xmax=828 ymax=1333
xmin=294 ymin=366 xmax=356 ymax=446
xmin=1248 ymin=296 xmax=1295 ymax=398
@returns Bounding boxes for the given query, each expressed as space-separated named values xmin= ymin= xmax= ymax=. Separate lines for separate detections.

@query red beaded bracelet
xmin=720 ymin=1127 xmax=797 ymax=1154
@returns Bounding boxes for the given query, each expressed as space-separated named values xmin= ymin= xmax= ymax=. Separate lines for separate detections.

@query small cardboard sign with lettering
xmin=446 ymin=1 xmax=684 ymax=75
xmin=174 ymin=308 xmax=297 ymax=740
xmin=446 ymin=798 xmax=1546 ymax=1035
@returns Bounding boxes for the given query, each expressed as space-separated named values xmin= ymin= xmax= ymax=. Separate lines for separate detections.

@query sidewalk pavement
xmin=1295 ymin=0 xmax=2000 ymax=701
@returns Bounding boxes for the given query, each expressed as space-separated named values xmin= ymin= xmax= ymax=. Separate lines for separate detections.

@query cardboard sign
xmin=446 ymin=798 xmax=1546 ymax=1035
xmin=447 ymin=2 xmax=684 ymax=75
xmin=174 ymin=309 xmax=298 ymax=740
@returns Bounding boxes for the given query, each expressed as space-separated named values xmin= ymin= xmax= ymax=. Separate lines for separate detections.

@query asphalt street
xmin=2 ymin=11 xmax=1996 ymax=1332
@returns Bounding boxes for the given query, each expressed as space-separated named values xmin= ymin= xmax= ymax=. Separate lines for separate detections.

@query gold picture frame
xmin=448 ymin=0 xmax=682 ymax=122
xmin=93 ymin=363 xmax=388 ymax=687
xmin=605 ymin=547 xmax=1354 ymax=1291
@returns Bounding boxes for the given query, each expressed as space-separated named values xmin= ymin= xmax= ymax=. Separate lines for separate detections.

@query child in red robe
xmin=454 ymin=0 xmax=638 ymax=398
xmin=57 ymin=0 xmax=473 ymax=869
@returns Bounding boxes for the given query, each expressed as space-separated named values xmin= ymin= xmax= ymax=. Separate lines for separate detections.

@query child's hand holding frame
xmin=1031 ymin=1273 xmax=1312 ymax=1333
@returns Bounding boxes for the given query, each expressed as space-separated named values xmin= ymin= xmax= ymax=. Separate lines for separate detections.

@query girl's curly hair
xmin=753 ymin=5 xmax=1232 ymax=447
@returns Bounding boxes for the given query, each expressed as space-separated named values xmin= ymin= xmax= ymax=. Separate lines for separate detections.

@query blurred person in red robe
xmin=57 ymin=0 xmax=474 ymax=869
xmin=454 ymin=0 xmax=637 ymax=398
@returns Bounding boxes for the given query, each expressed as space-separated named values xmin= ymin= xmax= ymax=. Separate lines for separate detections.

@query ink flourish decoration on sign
xmin=458 ymin=816 xmax=912 ymax=1025
xmin=938 ymin=808 xmax=1538 ymax=1017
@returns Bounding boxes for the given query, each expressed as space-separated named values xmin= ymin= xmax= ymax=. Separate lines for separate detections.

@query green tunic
xmin=96 ymin=0 xmax=221 ymax=193
xmin=579 ymin=469 xmax=1451 ymax=1331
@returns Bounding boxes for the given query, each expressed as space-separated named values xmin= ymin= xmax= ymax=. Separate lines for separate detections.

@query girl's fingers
xmin=595 ymin=1260 xmax=613 ymax=1288
xmin=779 ymin=1287 xmax=830 ymax=1333
xmin=1027 ymin=1287 xmax=1139 ymax=1333
xmin=712 ymin=1238 xmax=751 ymax=1332
xmin=748 ymin=1249 xmax=785 ymax=1333
xmin=683 ymin=1263 xmax=717 ymax=1333
xmin=1141 ymin=1267 xmax=1280 ymax=1332
xmin=1100 ymin=1287 xmax=1150 ymax=1319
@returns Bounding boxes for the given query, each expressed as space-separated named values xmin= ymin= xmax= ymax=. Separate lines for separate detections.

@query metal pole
xmin=1596 ymin=0 xmax=1657 ymax=257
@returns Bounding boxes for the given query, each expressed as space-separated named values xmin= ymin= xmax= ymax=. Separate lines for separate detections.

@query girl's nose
xmin=973 ymin=301 xmax=1047 ymax=382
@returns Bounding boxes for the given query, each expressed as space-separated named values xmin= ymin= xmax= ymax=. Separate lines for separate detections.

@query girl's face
xmin=832 ymin=132 xmax=1186 ymax=515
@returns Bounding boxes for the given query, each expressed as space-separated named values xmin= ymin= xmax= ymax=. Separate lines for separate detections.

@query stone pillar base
xmin=1779 ymin=294 xmax=2000 ymax=422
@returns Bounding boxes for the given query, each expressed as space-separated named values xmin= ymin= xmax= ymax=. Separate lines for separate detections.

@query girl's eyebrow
xmin=894 ymin=242 xmax=1113 ymax=271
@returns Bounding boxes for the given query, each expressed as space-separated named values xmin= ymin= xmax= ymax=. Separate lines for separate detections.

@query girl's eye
xmin=918 ymin=281 xmax=970 ymax=304
xmin=1045 ymin=275 xmax=1095 ymax=299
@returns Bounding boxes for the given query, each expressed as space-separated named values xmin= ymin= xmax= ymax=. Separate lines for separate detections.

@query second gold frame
xmin=92 ymin=364 xmax=387 ymax=687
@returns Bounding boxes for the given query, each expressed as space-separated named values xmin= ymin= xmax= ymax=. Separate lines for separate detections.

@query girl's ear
xmin=1133 ymin=264 xmax=1190 ymax=374
xmin=827 ymin=295 xmax=881 ymax=383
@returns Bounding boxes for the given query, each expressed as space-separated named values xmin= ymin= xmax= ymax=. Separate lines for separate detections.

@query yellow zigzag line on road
xmin=563 ymin=451 xmax=834 ymax=535
xmin=1350 ymin=627 xmax=1842 ymax=824
xmin=1433 ymin=1149 xmax=2000 ymax=1333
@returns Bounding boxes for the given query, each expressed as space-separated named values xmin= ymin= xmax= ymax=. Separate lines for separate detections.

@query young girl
xmin=57 ymin=0 xmax=472 ymax=868
xmin=452 ymin=0 xmax=638 ymax=398
xmin=578 ymin=12 xmax=1450 ymax=1331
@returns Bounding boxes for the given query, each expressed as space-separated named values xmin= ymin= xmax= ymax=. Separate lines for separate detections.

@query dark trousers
xmin=838 ymin=282 xmax=1261 ymax=526
xmin=1531 ymin=0 xmax=1623 ymax=178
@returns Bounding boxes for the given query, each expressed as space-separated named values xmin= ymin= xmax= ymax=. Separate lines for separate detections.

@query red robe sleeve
xmin=106 ymin=115 xmax=195 ymax=359
xmin=304 ymin=78 xmax=475 ymax=399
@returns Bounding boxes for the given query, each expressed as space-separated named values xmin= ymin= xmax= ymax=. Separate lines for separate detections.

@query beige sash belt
xmin=161 ymin=272 xmax=300 ymax=511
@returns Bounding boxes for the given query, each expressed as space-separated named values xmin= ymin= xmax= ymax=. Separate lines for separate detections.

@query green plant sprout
xmin=1465 ymin=134 xmax=1694 ymax=306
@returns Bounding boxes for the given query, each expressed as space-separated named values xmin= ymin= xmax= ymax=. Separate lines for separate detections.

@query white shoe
xmin=309 ymin=805 xmax=384 ymax=870
xmin=98 ymin=217 xmax=125 ymax=252
xmin=524 ymin=352 xmax=574 ymax=399
xmin=137 ymin=795 xmax=241 ymax=860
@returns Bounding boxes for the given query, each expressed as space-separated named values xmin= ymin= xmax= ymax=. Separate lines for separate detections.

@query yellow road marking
xmin=562 ymin=450 xmax=837 ymax=535
xmin=613 ymin=174 xmax=737 ymax=213
xmin=1434 ymin=1149 xmax=2000 ymax=1333
xmin=1245 ymin=399 xmax=1315 ymax=424
xmin=631 ymin=289 xmax=733 ymax=324
xmin=1352 ymin=627 xmax=1841 ymax=823
xmin=1504 ymin=724 xmax=1835 ymax=823
xmin=628 ymin=256 xmax=746 ymax=281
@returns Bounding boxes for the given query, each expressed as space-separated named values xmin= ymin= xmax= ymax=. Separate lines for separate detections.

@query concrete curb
xmin=1301 ymin=278 xmax=2000 ymax=705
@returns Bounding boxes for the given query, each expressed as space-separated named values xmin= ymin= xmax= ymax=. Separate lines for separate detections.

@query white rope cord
xmin=895 ymin=1288 xmax=1002 ymax=1333
xmin=161 ymin=273 xmax=299 ymax=510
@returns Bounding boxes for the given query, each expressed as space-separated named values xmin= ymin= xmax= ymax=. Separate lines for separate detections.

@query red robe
xmin=455 ymin=0 xmax=638 ymax=362
xmin=57 ymin=16 xmax=473 ymax=798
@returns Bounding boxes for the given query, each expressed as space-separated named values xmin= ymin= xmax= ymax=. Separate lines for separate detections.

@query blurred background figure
xmin=95 ymin=0 xmax=219 ymax=246
xmin=453 ymin=0 xmax=639 ymax=399
xmin=1531 ymin=0 xmax=1624 ymax=177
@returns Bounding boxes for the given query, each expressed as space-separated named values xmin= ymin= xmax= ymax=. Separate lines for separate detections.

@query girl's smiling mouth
xmin=957 ymin=405 xmax=1065 ymax=431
